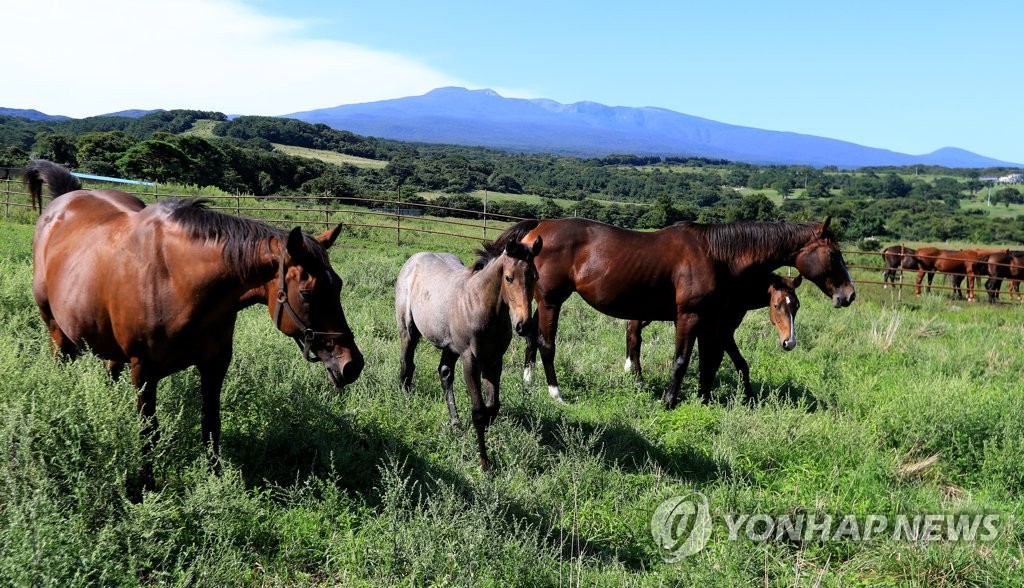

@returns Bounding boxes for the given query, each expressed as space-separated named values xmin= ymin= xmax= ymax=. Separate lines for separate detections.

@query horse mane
xmin=22 ymin=159 xmax=83 ymax=201
xmin=472 ymin=239 xmax=536 ymax=272
xmin=685 ymin=221 xmax=828 ymax=265
xmin=166 ymin=199 xmax=329 ymax=281
xmin=472 ymin=219 xmax=541 ymax=272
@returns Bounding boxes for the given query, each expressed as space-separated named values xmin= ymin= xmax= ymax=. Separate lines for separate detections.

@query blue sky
xmin=5 ymin=0 xmax=1023 ymax=164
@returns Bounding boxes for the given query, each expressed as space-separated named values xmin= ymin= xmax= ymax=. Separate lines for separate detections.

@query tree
xmin=76 ymin=131 xmax=137 ymax=176
xmin=116 ymin=140 xmax=193 ymax=182
xmin=33 ymin=133 xmax=79 ymax=167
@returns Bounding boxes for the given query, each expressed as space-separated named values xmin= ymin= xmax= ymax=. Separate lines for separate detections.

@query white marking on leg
xmin=548 ymin=385 xmax=565 ymax=403
xmin=624 ymin=357 xmax=633 ymax=372
xmin=523 ymin=365 xmax=533 ymax=384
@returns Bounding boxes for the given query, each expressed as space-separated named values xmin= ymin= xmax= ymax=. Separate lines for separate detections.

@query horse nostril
xmin=515 ymin=321 xmax=524 ymax=335
xmin=341 ymin=353 xmax=364 ymax=383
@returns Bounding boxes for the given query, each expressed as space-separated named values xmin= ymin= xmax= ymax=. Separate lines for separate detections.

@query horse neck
xmin=463 ymin=257 xmax=508 ymax=319
xmin=234 ymin=239 xmax=282 ymax=309
xmin=707 ymin=223 xmax=816 ymax=276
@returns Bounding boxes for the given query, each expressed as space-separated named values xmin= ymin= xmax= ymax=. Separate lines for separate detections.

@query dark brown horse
xmin=881 ymin=245 xmax=918 ymax=287
xmin=27 ymin=160 xmax=363 ymax=493
xmin=625 ymin=273 xmax=802 ymax=400
xmin=493 ymin=217 xmax=855 ymax=408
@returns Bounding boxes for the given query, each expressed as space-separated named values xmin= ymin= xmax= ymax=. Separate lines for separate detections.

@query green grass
xmin=271 ymin=144 xmax=389 ymax=170
xmin=1 ymin=216 xmax=1023 ymax=585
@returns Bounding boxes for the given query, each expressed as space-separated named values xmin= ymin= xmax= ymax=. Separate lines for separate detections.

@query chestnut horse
xmin=492 ymin=217 xmax=855 ymax=409
xmin=1008 ymin=253 xmax=1024 ymax=301
xmin=27 ymin=160 xmax=363 ymax=493
xmin=977 ymin=250 xmax=1013 ymax=302
xmin=395 ymin=238 xmax=541 ymax=469
xmin=625 ymin=273 xmax=802 ymax=401
xmin=881 ymin=245 xmax=917 ymax=288
xmin=914 ymin=247 xmax=1005 ymax=301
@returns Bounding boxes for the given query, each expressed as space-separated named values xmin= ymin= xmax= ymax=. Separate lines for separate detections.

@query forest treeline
xmin=2 ymin=110 xmax=1024 ymax=245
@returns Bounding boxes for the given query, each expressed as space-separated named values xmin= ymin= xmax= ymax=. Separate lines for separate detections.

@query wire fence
xmin=3 ymin=173 xmax=1022 ymax=305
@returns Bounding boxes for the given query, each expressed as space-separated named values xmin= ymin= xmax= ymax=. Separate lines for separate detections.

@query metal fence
xmin=3 ymin=175 xmax=1021 ymax=304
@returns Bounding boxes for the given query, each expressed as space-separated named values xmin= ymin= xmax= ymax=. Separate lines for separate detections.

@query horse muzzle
xmin=325 ymin=350 xmax=364 ymax=387
xmin=781 ymin=337 xmax=796 ymax=351
xmin=832 ymin=289 xmax=856 ymax=308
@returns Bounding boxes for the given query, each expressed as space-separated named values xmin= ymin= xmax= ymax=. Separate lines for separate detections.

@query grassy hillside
xmin=1 ymin=217 xmax=1022 ymax=585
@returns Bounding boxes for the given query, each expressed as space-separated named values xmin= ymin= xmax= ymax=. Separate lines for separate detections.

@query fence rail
xmin=3 ymin=176 xmax=1021 ymax=305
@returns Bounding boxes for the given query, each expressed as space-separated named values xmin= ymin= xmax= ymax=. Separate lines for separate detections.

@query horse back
xmin=395 ymin=252 xmax=471 ymax=349
xmin=523 ymin=219 xmax=715 ymax=320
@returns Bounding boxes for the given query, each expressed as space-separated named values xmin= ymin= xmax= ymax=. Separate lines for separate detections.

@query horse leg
xmin=398 ymin=321 xmax=420 ymax=391
xmin=952 ymin=275 xmax=964 ymax=300
xmin=663 ymin=312 xmax=699 ymax=409
xmin=461 ymin=354 xmax=490 ymax=470
xmin=198 ymin=352 xmax=231 ymax=474
xmin=130 ymin=359 xmax=159 ymax=499
xmin=523 ymin=308 xmax=539 ymax=384
xmin=696 ymin=334 xmax=726 ymax=403
xmin=926 ymin=271 xmax=935 ymax=294
xmin=105 ymin=360 xmax=126 ymax=381
xmin=482 ymin=360 xmax=502 ymax=426
xmin=536 ymin=301 xmax=566 ymax=402
xmin=723 ymin=336 xmax=753 ymax=400
xmin=624 ymin=320 xmax=645 ymax=381
xmin=915 ymin=269 xmax=926 ymax=296
xmin=37 ymin=301 xmax=79 ymax=360
xmin=438 ymin=349 xmax=459 ymax=428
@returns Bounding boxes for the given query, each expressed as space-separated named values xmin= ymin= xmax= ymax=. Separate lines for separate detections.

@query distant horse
xmin=491 ymin=217 xmax=855 ymax=408
xmin=977 ymin=250 xmax=1013 ymax=302
xmin=1008 ymin=253 xmax=1024 ymax=300
xmin=625 ymin=273 xmax=802 ymax=400
xmin=27 ymin=160 xmax=363 ymax=494
xmin=881 ymin=245 xmax=918 ymax=287
xmin=395 ymin=237 xmax=542 ymax=470
xmin=914 ymin=247 xmax=1004 ymax=301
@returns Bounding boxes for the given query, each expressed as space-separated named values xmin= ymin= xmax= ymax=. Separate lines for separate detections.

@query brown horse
xmin=625 ymin=273 xmax=802 ymax=400
xmin=27 ymin=160 xmax=363 ymax=493
xmin=1008 ymin=253 xmax=1024 ymax=300
xmin=881 ymin=245 xmax=918 ymax=287
xmin=492 ymin=217 xmax=855 ymax=408
xmin=977 ymin=250 xmax=1013 ymax=302
xmin=914 ymin=247 xmax=1004 ymax=301
xmin=395 ymin=238 xmax=541 ymax=469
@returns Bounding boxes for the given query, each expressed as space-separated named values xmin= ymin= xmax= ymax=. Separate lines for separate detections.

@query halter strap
xmin=271 ymin=243 xmax=350 ymax=363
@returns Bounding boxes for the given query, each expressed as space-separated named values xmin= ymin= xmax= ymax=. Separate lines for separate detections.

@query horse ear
xmin=316 ymin=222 xmax=343 ymax=249
xmin=531 ymin=236 xmax=543 ymax=256
xmin=818 ymin=215 xmax=832 ymax=237
xmin=286 ymin=226 xmax=306 ymax=260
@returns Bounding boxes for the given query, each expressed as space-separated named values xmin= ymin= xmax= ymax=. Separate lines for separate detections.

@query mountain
xmin=284 ymin=87 xmax=1021 ymax=168
xmin=98 ymin=109 xmax=164 ymax=118
xmin=0 ymin=108 xmax=70 ymax=122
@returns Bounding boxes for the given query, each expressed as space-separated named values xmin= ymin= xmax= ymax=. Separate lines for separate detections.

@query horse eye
xmin=774 ymin=303 xmax=781 ymax=310
xmin=505 ymin=275 xmax=513 ymax=283
xmin=299 ymin=290 xmax=312 ymax=302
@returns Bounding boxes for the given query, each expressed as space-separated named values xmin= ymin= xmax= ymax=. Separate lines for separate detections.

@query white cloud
xmin=2 ymin=0 xmax=465 ymax=117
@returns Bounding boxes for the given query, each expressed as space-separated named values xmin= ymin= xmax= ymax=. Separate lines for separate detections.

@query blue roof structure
xmin=71 ymin=172 xmax=155 ymax=187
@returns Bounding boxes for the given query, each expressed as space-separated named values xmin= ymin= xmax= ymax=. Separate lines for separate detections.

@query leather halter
xmin=272 ymin=244 xmax=349 ymax=363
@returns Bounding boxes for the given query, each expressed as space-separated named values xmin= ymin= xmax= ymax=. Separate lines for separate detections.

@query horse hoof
xmin=548 ymin=385 xmax=565 ymax=403
xmin=523 ymin=366 xmax=533 ymax=384
xmin=479 ymin=458 xmax=492 ymax=471
xmin=450 ymin=418 xmax=461 ymax=430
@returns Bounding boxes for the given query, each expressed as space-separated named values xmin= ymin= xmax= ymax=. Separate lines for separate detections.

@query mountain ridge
xmin=284 ymin=87 xmax=1021 ymax=168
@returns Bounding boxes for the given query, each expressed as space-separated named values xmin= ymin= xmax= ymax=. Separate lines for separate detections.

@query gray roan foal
xmin=395 ymin=237 xmax=542 ymax=469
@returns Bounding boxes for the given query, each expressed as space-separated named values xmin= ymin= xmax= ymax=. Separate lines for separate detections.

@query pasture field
xmin=1 ymin=217 xmax=1023 ymax=586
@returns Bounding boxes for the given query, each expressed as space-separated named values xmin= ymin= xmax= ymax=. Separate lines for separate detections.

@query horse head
xmin=794 ymin=216 xmax=856 ymax=308
xmin=272 ymin=224 xmax=363 ymax=387
xmin=767 ymin=274 xmax=801 ymax=351
xmin=499 ymin=237 xmax=543 ymax=336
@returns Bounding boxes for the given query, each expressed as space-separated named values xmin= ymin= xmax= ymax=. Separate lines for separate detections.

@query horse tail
xmin=23 ymin=160 xmax=82 ymax=211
